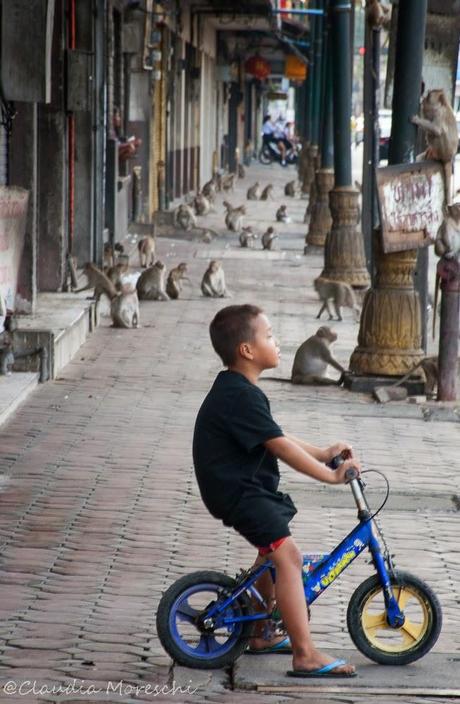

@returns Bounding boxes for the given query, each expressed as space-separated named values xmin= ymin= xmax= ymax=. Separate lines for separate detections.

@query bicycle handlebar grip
xmin=327 ymin=454 xmax=344 ymax=470
xmin=345 ymin=467 xmax=359 ymax=482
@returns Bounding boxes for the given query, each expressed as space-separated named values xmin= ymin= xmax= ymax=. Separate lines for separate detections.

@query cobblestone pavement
xmin=0 ymin=163 xmax=458 ymax=703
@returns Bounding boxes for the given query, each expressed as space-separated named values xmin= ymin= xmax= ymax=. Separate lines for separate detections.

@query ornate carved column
xmin=321 ymin=187 xmax=370 ymax=286
xmin=350 ymin=232 xmax=424 ymax=375
xmin=305 ymin=168 xmax=334 ymax=247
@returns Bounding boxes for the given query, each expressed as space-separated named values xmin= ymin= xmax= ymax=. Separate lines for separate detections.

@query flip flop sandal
xmin=247 ymin=636 xmax=292 ymax=654
xmin=287 ymin=659 xmax=357 ymax=678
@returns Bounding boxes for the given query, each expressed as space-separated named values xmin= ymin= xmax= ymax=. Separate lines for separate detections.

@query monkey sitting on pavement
xmin=224 ymin=202 xmax=246 ymax=232
xmin=260 ymin=184 xmax=274 ymax=201
xmin=385 ymin=356 xmax=440 ymax=399
xmin=261 ymin=227 xmax=278 ymax=251
xmin=247 ymin=182 xmax=261 ymax=200
xmin=174 ymin=203 xmax=197 ymax=231
xmin=284 ymin=180 xmax=297 ymax=197
xmin=111 ymin=284 xmax=140 ymax=329
xmin=291 ymin=327 xmax=345 ymax=385
xmin=194 ymin=193 xmax=211 ymax=216
xmin=103 ymin=242 xmax=125 ymax=268
xmin=239 ymin=227 xmax=257 ymax=248
xmin=237 ymin=164 xmax=246 ymax=179
xmin=136 ymin=261 xmax=170 ymax=301
xmin=166 ymin=263 xmax=190 ymax=300
xmin=202 ymin=178 xmax=217 ymax=203
xmin=138 ymin=235 xmax=156 ymax=268
xmin=221 ymin=173 xmax=237 ymax=193
xmin=201 ymin=260 xmax=229 ymax=298
xmin=314 ymin=277 xmax=361 ymax=322
xmin=276 ymin=205 xmax=291 ymax=223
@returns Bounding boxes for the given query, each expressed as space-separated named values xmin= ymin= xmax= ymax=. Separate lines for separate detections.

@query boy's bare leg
xmin=269 ymin=538 xmax=355 ymax=674
xmin=249 ymin=554 xmax=287 ymax=649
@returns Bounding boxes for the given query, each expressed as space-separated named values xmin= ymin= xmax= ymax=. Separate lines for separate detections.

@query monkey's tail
xmin=443 ymin=160 xmax=453 ymax=205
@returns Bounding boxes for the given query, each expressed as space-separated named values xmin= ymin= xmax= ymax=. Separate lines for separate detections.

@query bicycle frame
xmin=203 ymin=478 xmax=406 ymax=631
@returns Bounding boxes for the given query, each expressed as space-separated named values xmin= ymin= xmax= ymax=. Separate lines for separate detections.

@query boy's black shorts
xmin=223 ymin=491 xmax=297 ymax=548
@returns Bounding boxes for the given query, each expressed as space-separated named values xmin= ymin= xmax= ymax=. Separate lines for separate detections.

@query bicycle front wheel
xmin=347 ymin=571 xmax=442 ymax=665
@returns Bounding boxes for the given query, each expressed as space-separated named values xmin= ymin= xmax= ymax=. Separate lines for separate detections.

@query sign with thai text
xmin=376 ymin=161 xmax=445 ymax=253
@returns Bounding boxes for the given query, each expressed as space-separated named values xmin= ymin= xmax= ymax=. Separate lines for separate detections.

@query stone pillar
xmin=321 ymin=187 xmax=370 ymax=286
xmin=305 ymin=168 xmax=334 ymax=248
xmin=350 ymin=232 xmax=424 ymax=375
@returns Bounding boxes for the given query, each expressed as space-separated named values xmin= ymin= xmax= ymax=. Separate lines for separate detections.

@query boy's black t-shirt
xmin=193 ymin=370 xmax=285 ymax=522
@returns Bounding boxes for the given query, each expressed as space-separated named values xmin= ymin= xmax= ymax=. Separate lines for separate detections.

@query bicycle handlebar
xmin=327 ymin=453 xmax=360 ymax=484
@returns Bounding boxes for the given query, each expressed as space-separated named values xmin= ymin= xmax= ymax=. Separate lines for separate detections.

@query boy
xmin=193 ymin=304 xmax=360 ymax=677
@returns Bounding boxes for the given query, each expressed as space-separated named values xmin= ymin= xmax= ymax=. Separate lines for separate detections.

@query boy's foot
xmin=287 ymin=658 xmax=356 ymax=678
xmin=292 ymin=650 xmax=356 ymax=677
xmin=247 ymin=635 xmax=291 ymax=654
xmin=248 ymin=634 xmax=291 ymax=653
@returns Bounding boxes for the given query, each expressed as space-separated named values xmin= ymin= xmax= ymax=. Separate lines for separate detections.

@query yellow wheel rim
xmin=361 ymin=584 xmax=431 ymax=653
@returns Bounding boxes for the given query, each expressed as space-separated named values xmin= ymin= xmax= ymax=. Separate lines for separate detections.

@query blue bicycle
xmin=156 ymin=459 xmax=442 ymax=669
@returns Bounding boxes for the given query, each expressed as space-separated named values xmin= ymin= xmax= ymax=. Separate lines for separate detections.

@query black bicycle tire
xmin=347 ymin=570 xmax=442 ymax=665
xmin=259 ymin=148 xmax=274 ymax=165
xmin=156 ymin=570 xmax=253 ymax=669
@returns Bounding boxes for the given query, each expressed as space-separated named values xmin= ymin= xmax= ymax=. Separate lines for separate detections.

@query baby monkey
xmin=261 ymin=227 xmax=278 ymax=251
xmin=166 ymin=263 xmax=189 ymax=300
xmin=276 ymin=205 xmax=291 ymax=223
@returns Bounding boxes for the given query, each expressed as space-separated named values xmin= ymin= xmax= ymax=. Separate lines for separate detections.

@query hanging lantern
xmin=244 ymin=55 xmax=271 ymax=80
xmin=285 ymin=55 xmax=307 ymax=82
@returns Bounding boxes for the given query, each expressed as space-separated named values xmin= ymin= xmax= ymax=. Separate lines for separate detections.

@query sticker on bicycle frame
xmin=311 ymin=541 xmax=363 ymax=593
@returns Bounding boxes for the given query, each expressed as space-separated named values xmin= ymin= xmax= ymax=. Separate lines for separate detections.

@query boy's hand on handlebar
xmin=324 ymin=442 xmax=354 ymax=463
xmin=331 ymin=458 xmax=361 ymax=484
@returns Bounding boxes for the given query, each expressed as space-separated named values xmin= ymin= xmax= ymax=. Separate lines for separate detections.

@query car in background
xmin=379 ymin=109 xmax=392 ymax=162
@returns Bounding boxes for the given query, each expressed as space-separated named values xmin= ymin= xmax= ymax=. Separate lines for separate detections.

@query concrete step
xmin=0 ymin=372 xmax=39 ymax=427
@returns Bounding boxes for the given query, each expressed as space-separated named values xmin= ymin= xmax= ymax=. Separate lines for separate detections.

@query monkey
xmin=136 ymin=261 xmax=170 ymax=301
xmin=137 ymin=235 xmax=156 ymax=268
xmin=166 ymin=262 xmax=189 ymax=300
xmin=411 ymin=89 xmax=459 ymax=203
xmin=237 ymin=164 xmax=246 ymax=179
xmin=201 ymin=260 xmax=229 ymax=298
xmin=247 ymin=182 xmax=261 ymax=200
xmin=365 ymin=0 xmax=391 ymax=29
xmin=202 ymin=230 xmax=215 ymax=244
xmin=385 ymin=357 xmax=440 ymax=398
xmin=202 ymin=179 xmax=217 ymax=203
xmin=103 ymin=242 xmax=124 ymax=268
xmin=239 ymin=226 xmax=257 ymax=248
xmin=260 ymin=184 xmax=274 ymax=201
xmin=224 ymin=202 xmax=246 ymax=232
xmin=221 ymin=173 xmax=237 ymax=193
xmin=106 ymin=261 xmax=129 ymax=289
xmin=174 ymin=203 xmax=197 ymax=231
xmin=73 ymin=262 xmax=119 ymax=304
xmin=194 ymin=193 xmax=211 ymax=216
xmin=314 ymin=277 xmax=361 ymax=322
xmin=214 ymin=171 xmax=223 ymax=192
xmin=276 ymin=205 xmax=291 ymax=224
xmin=261 ymin=227 xmax=278 ymax=251
xmin=284 ymin=180 xmax=297 ymax=197
xmin=110 ymin=285 xmax=140 ymax=329
xmin=434 ymin=202 xmax=460 ymax=259
xmin=290 ymin=327 xmax=345 ymax=385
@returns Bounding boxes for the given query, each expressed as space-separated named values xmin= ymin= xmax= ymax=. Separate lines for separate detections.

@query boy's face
xmin=243 ymin=314 xmax=280 ymax=370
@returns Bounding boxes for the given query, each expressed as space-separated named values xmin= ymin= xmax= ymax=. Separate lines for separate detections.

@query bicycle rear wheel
xmin=156 ymin=570 xmax=253 ymax=669
xmin=347 ymin=571 xmax=442 ymax=665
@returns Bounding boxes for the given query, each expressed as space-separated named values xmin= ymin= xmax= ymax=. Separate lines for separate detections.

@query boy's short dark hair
xmin=210 ymin=304 xmax=263 ymax=366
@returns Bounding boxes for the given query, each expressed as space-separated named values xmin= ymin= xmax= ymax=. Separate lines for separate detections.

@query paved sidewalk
xmin=0 ymin=162 xmax=458 ymax=703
